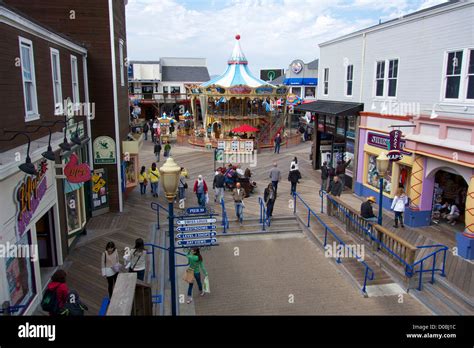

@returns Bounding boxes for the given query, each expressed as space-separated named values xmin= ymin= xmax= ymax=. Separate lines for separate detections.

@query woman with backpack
xmin=184 ymin=248 xmax=208 ymax=304
xmin=391 ymin=187 xmax=408 ymax=228
xmin=138 ymin=166 xmax=148 ymax=195
xmin=288 ymin=164 xmax=302 ymax=195
xmin=101 ymin=241 xmax=122 ymax=298
xmin=42 ymin=270 xmax=69 ymax=316
xmin=125 ymin=238 xmax=147 ymax=281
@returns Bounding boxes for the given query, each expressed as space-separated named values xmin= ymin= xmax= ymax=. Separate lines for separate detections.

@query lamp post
xmin=159 ymin=157 xmax=181 ymax=316
xmin=376 ymin=151 xmax=390 ymax=225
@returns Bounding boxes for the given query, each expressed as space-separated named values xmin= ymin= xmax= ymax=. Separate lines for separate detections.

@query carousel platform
xmin=178 ymin=134 xmax=301 ymax=149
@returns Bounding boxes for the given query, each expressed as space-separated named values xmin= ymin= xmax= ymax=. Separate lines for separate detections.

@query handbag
xmin=182 ymin=268 xmax=195 ymax=283
xmin=203 ymin=276 xmax=210 ymax=293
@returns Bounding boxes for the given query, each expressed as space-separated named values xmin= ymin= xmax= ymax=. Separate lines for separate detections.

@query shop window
xmin=305 ymin=87 xmax=315 ymax=98
xmin=346 ymin=64 xmax=353 ymax=96
xmin=467 ymin=49 xmax=474 ymax=99
xmin=292 ymin=87 xmax=301 ymax=97
xmin=163 ymin=86 xmax=169 ymax=94
xmin=171 ymin=86 xmax=180 ymax=94
xmin=367 ymin=154 xmax=392 ymax=194
xmin=398 ymin=165 xmax=411 ymax=196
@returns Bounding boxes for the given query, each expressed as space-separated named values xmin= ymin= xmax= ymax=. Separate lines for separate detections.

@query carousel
xmin=185 ymin=35 xmax=289 ymax=148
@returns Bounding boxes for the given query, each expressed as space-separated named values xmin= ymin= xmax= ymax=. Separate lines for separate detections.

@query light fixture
xmin=430 ymin=108 xmax=438 ymax=119
xmin=376 ymin=151 xmax=390 ymax=177
xmin=71 ymin=121 xmax=90 ymax=146
xmin=26 ymin=124 xmax=56 ymax=161
xmin=2 ymin=131 xmax=37 ymax=175
xmin=159 ymin=157 xmax=181 ymax=202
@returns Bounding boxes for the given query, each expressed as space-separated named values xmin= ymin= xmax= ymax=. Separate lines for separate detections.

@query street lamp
xmin=376 ymin=151 xmax=390 ymax=225
xmin=159 ymin=157 xmax=181 ymax=316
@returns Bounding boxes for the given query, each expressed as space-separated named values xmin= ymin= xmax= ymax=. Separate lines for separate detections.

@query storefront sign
xmin=15 ymin=161 xmax=48 ymax=238
xmin=388 ymin=130 xmax=403 ymax=161
xmin=291 ymin=60 xmax=304 ymax=74
xmin=367 ymin=132 xmax=411 ymax=156
xmin=93 ymin=136 xmax=117 ymax=164
xmin=64 ymin=154 xmax=91 ymax=183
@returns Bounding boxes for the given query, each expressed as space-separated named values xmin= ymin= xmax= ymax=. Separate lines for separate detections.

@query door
xmin=36 ymin=208 xmax=56 ymax=268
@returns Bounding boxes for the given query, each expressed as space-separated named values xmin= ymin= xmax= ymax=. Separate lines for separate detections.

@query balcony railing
xmin=130 ymin=93 xmax=189 ymax=103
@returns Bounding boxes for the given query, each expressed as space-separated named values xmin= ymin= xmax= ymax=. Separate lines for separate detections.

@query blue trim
xmin=284 ymin=78 xmax=303 ymax=85
xmin=230 ymin=65 xmax=248 ymax=86
xmin=302 ymin=78 xmax=318 ymax=85
xmin=456 ymin=233 xmax=474 ymax=260
xmin=404 ymin=209 xmax=432 ymax=227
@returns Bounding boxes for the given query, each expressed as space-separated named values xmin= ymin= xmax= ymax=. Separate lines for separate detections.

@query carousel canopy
xmin=201 ymin=35 xmax=275 ymax=89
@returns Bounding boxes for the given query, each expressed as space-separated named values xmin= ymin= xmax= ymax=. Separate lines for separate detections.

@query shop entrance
xmin=36 ymin=208 xmax=57 ymax=268
xmin=431 ymin=170 xmax=468 ymax=227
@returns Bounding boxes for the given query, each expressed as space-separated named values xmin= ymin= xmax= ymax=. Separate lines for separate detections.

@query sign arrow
xmin=176 ymin=218 xmax=217 ymax=225
xmin=176 ymin=225 xmax=216 ymax=232
xmin=176 ymin=238 xmax=218 ymax=247
xmin=176 ymin=232 xmax=217 ymax=239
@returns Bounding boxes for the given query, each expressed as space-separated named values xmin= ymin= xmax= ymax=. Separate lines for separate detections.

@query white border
xmin=18 ymin=36 xmax=39 ymax=121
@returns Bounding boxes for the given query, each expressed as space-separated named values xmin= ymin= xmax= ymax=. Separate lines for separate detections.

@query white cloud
xmin=125 ymin=0 xmax=440 ymax=75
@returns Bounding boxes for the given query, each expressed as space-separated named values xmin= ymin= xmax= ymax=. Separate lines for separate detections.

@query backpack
xmin=41 ymin=286 xmax=60 ymax=314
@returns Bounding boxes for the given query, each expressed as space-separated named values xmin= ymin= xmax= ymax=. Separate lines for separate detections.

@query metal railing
xmin=319 ymin=190 xmax=448 ymax=290
xmin=293 ymin=192 xmax=375 ymax=294
xmin=145 ymin=243 xmax=189 ymax=279
xmin=258 ymin=197 xmax=271 ymax=231
xmin=0 ymin=302 xmax=26 ymax=315
xmin=150 ymin=202 xmax=169 ymax=231
xmin=220 ymin=198 xmax=229 ymax=233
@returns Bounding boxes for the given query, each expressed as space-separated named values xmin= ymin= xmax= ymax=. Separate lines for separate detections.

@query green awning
xmin=64 ymin=180 xmax=84 ymax=194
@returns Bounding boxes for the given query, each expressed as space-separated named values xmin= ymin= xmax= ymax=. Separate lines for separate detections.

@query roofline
xmin=319 ymin=1 xmax=471 ymax=47
xmin=129 ymin=60 xmax=160 ymax=64
xmin=0 ymin=4 xmax=87 ymax=54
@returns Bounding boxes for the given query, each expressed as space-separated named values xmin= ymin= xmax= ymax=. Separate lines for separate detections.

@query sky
xmin=125 ymin=0 xmax=447 ymax=76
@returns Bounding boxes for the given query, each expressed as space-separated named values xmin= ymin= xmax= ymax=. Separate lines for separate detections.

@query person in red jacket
xmin=193 ymin=175 xmax=208 ymax=207
xmin=47 ymin=270 xmax=69 ymax=315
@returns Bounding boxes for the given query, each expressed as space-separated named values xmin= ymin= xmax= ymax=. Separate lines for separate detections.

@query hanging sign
xmin=64 ymin=154 xmax=91 ymax=183
xmin=388 ymin=130 xmax=403 ymax=161
xmin=93 ymin=136 xmax=117 ymax=164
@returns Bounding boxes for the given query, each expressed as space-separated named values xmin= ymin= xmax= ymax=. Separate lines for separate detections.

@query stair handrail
xmin=150 ymin=202 xmax=169 ymax=230
xmin=293 ymin=192 xmax=375 ymax=294
xmin=144 ymin=243 xmax=189 ymax=279
xmin=258 ymin=197 xmax=271 ymax=231
xmin=411 ymin=244 xmax=448 ymax=291
xmin=220 ymin=197 xmax=229 ymax=233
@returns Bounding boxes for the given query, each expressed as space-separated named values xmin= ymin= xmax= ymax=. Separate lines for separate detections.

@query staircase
xmin=216 ymin=215 xmax=303 ymax=236
xmin=259 ymin=112 xmax=286 ymax=145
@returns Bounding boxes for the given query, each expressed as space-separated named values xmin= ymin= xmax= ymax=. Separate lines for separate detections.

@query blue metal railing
xmin=98 ymin=297 xmax=109 ymax=316
xmin=292 ymin=192 xmax=375 ymax=294
xmin=150 ymin=202 xmax=169 ymax=230
xmin=220 ymin=198 xmax=229 ymax=233
xmin=145 ymin=243 xmax=189 ymax=279
xmin=0 ymin=304 xmax=26 ymax=315
xmin=258 ymin=197 xmax=271 ymax=231
xmin=411 ymin=244 xmax=448 ymax=291
xmin=319 ymin=190 xmax=449 ymax=291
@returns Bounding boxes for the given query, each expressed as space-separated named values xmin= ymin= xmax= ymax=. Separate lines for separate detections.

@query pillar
xmin=456 ymin=174 xmax=474 ymax=260
xmin=404 ymin=155 xmax=432 ymax=227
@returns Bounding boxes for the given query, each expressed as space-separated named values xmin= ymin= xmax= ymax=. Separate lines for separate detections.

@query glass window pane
xmin=367 ymin=154 xmax=392 ymax=194
xmin=388 ymin=79 xmax=397 ymax=97
xmin=469 ymin=50 xmax=474 ymax=74
xmin=454 ymin=51 xmax=463 ymax=75
xmin=21 ymin=46 xmax=31 ymax=75
xmin=25 ymin=82 xmax=33 ymax=111
xmin=393 ymin=59 xmax=398 ymax=78
xmin=445 ymin=76 xmax=460 ymax=98
xmin=376 ymin=80 xmax=384 ymax=96
xmin=347 ymin=81 xmax=352 ymax=96
xmin=52 ymin=56 xmax=58 ymax=81
xmin=467 ymin=76 xmax=474 ymax=99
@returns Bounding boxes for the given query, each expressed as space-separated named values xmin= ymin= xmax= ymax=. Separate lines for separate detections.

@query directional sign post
xmin=176 ymin=218 xmax=217 ymax=225
xmin=176 ymin=225 xmax=216 ymax=232
xmin=186 ymin=207 xmax=207 ymax=215
xmin=176 ymin=238 xmax=218 ymax=247
xmin=176 ymin=232 xmax=217 ymax=239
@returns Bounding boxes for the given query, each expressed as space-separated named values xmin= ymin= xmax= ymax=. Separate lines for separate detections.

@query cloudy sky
xmin=126 ymin=0 xmax=446 ymax=76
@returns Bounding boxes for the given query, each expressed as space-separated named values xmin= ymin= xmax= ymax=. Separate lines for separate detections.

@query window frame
xmin=387 ymin=59 xmax=398 ymax=98
xmin=466 ymin=49 xmax=474 ymax=100
xmin=345 ymin=64 xmax=353 ymax=97
xmin=50 ymin=48 xmax=63 ymax=115
xmin=19 ymin=37 xmax=39 ymax=121
xmin=374 ymin=60 xmax=385 ymax=98
xmin=323 ymin=68 xmax=329 ymax=96
xmin=119 ymin=39 xmax=125 ymax=87
xmin=70 ymin=55 xmax=80 ymax=108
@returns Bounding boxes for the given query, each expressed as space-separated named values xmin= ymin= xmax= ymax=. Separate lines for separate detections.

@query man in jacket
xmin=269 ymin=162 xmax=281 ymax=196
xmin=330 ymin=175 xmax=343 ymax=197
xmin=321 ymin=161 xmax=329 ymax=192
xmin=232 ymin=182 xmax=246 ymax=224
xmin=193 ymin=175 xmax=208 ymax=207
xmin=154 ymin=141 xmax=162 ymax=162
xmin=361 ymin=196 xmax=378 ymax=223
xmin=143 ymin=122 xmax=149 ymax=141
xmin=336 ymin=159 xmax=352 ymax=189
xmin=213 ymin=170 xmax=225 ymax=204
xmin=274 ymin=133 xmax=282 ymax=154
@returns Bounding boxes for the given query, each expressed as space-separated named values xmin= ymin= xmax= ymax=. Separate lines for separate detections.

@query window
xmin=171 ymin=86 xmax=180 ymax=94
xmin=466 ymin=50 xmax=474 ymax=99
xmin=19 ymin=37 xmax=39 ymax=120
xmin=119 ymin=39 xmax=125 ymax=87
xmin=367 ymin=154 xmax=392 ymax=194
xmin=375 ymin=61 xmax=385 ymax=97
xmin=323 ymin=68 xmax=329 ymax=95
xmin=50 ymin=49 xmax=63 ymax=114
xmin=346 ymin=64 xmax=353 ymax=96
xmin=388 ymin=59 xmax=398 ymax=97
xmin=70 ymin=55 xmax=80 ymax=106
xmin=305 ymin=87 xmax=315 ymax=98
xmin=445 ymin=51 xmax=463 ymax=99
xmin=292 ymin=87 xmax=301 ymax=97
xmin=163 ymin=86 xmax=169 ymax=94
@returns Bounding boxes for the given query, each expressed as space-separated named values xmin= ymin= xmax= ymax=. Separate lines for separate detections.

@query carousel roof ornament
xmin=201 ymin=34 xmax=274 ymax=89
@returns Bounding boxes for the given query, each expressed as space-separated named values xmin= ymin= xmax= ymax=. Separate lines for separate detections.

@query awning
xmin=64 ymin=180 xmax=84 ymax=194
xmin=293 ymin=100 xmax=363 ymax=116
xmin=283 ymin=78 xmax=303 ymax=85
xmin=302 ymin=78 xmax=318 ymax=85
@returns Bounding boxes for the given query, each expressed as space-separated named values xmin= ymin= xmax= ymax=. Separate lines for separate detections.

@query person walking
xmin=328 ymin=164 xmax=336 ymax=192
xmin=290 ymin=157 xmax=299 ymax=171
xmin=274 ymin=133 xmax=282 ymax=154
xmin=361 ymin=196 xmax=378 ymax=223
xmin=178 ymin=173 xmax=188 ymax=204
xmin=101 ymin=241 xmax=122 ymax=298
xmin=185 ymin=248 xmax=208 ymax=304
xmin=152 ymin=119 xmax=159 ymax=142
xmin=213 ymin=169 xmax=225 ymax=204
xmin=42 ymin=270 xmax=69 ymax=316
xmin=143 ymin=121 xmax=149 ymax=141
xmin=391 ymin=188 xmax=408 ymax=228
xmin=336 ymin=158 xmax=352 ymax=189
xmin=154 ymin=141 xmax=162 ymax=162
xmin=125 ymin=238 xmax=146 ymax=281
xmin=232 ymin=182 xmax=245 ymax=224
xmin=269 ymin=162 xmax=281 ymax=196
xmin=193 ymin=175 xmax=208 ymax=207
xmin=330 ymin=175 xmax=343 ymax=197
xmin=321 ymin=161 xmax=329 ymax=192
xmin=138 ymin=166 xmax=148 ymax=195
xmin=148 ymin=163 xmax=160 ymax=197
xmin=288 ymin=164 xmax=302 ymax=195
xmin=264 ymin=183 xmax=276 ymax=218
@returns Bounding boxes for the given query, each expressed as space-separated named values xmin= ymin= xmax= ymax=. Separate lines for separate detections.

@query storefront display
xmin=125 ymin=154 xmax=139 ymax=188
xmin=367 ymin=154 xmax=392 ymax=194
xmin=91 ymin=168 xmax=109 ymax=215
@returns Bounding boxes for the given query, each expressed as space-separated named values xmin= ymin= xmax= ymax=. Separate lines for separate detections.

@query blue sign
xmin=186 ymin=207 xmax=207 ymax=214
xmin=176 ymin=218 xmax=217 ymax=225
xmin=176 ymin=238 xmax=218 ymax=247
xmin=176 ymin=232 xmax=217 ymax=239
xmin=176 ymin=225 xmax=216 ymax=233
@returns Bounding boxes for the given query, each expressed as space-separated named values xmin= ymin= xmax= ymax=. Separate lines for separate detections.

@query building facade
xmin=273 ymin=59 xmax=318 ymax=100
xmin=314 ymin=1 xmax=473 ymax=238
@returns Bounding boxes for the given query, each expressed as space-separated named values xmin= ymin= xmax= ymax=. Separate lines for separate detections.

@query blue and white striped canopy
xmin=201 ymin=36 xmax=274 ymax=89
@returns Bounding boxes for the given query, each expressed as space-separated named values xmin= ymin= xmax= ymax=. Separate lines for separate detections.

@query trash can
xmin=456 ymin=232 xmax=474 ymax=260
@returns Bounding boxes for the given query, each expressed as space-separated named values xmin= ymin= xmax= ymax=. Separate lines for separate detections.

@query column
xmin=464 ymin=174 xmax=474 ymax=238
